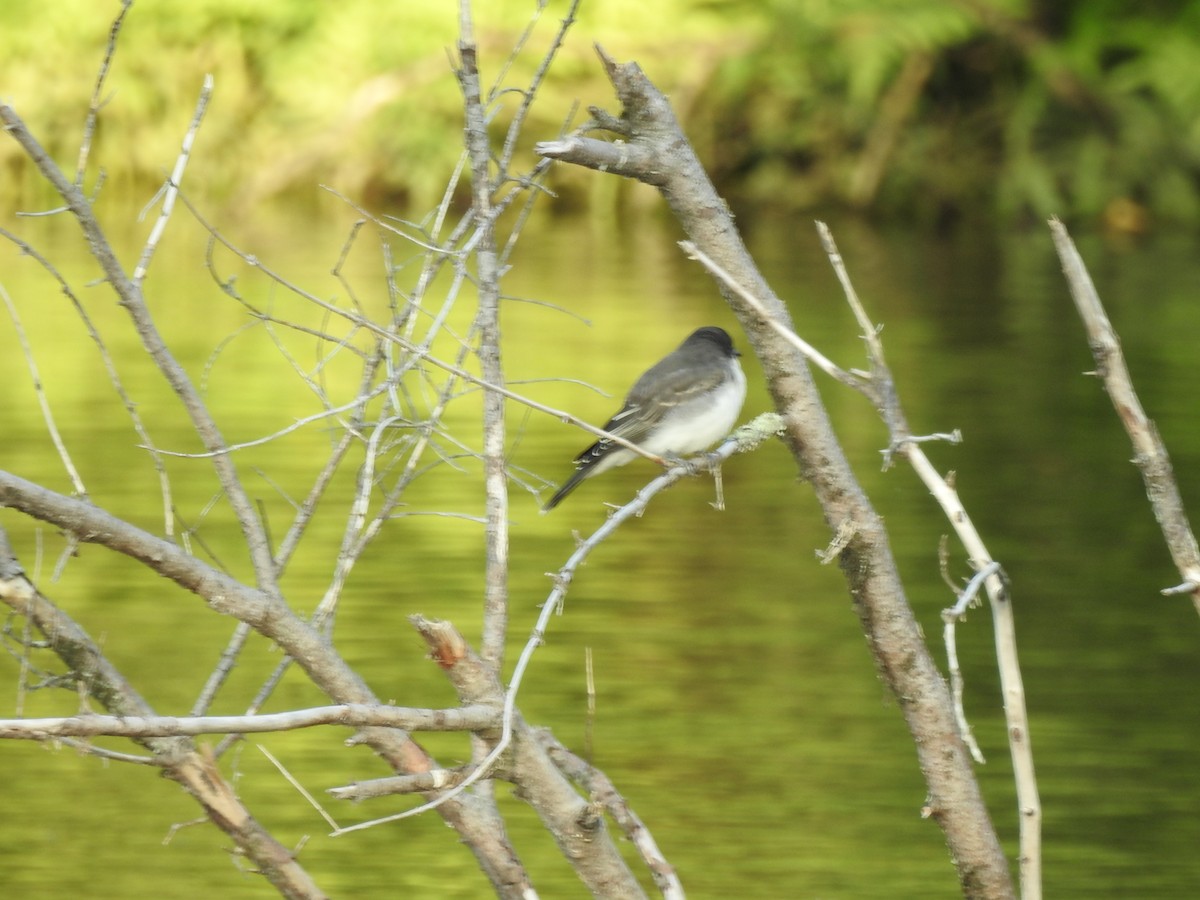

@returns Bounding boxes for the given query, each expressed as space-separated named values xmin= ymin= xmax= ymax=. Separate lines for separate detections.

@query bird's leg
xmin=706 ymin=454 xmax=726 ymax=510
xmin=661 ymin=452 xmax=728 ymax=509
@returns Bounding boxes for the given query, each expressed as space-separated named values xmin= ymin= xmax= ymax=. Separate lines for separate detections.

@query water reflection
xmin=2 ymin=211 xmax=1199 ymax=897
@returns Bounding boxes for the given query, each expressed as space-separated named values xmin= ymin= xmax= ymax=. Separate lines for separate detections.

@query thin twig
xmin=537 ymin=730 xmax=685 ymax=899
xmin=456 ymin=3 xmax=510 ymax=674
xmin=0 ymin=100 xmax=283 ymax=600
xmin=333 ymin=415 xmax=784 ymax=834
xmin=941 ymin=560 xmax=1003 ymax=764
xmin=495 ymin=0 xmax=582 ymax=177
xmin=75 ymin=0 xmax=133 ymax=186
xmin=190 ymin=202 xmax=663 ymax=467
xmin=0 ymin=704 xmax=498 ymax=740
xmin=680 ymin=240 xmax=866 ymax=394
xmin=0 ymin=226 xmax=177 ymax=537
xmin=133 ymin=74 xmax=213 ymax=285
xmin=0 ymin=285 xmax=87 ymax=496
xmin=812 ymin=223 xmax=1041 ymax=900
xmin=690 ymin=218 xmax=1041 ymax=898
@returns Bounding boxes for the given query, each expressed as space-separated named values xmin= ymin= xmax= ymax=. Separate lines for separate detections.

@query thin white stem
xmin=257 ymin=743 xmax=341 ymax=832
xmin=0 ymin=285 xmax=87 ymax=496
xmin=814 ymin=223 xmax=1041 ymax=900
xmin=680 ymin=240 xmax=865 ymax=392
xmin=941 ymin=561 xmax=1002 ymax=765
xmin=332 ymin=416 xmax=783 ymax=835
xmin=133 ymin=74 xmax=213 ymax=285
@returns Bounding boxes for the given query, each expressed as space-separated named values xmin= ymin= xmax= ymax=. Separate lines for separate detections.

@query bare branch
xmin=1050 ymin=217 xmax=1200 ymax=611
xmin=680 ymin=239 xmax=868 ymax=393
xmin=259 ymin=743 xmax=342 ymax=834
xmin=190 ymin=207 xmax=666 ymax=467
xmin=75 ymin=0 xmax=133 ymax=186
xmin=0 ymin=285 xmax=87 ymax=496
xmin=536 ymin=134 xmax=660 ymax=181
xmin=492 ymin=420 xmax=780 ymax=803
xmin=456 ymin=3 xmax=510 ymax=674
xmin=133 ymin=74 xmax=213 ymax=285
xmin=0 ymin=100 xmax=282 ymax=597
xmin=0 ymin=703 xmax=498 ymax=740
xmin=538 ymin=730 xmax=685 ymax=900
xmin=687 ymin=215 xmax=1038 ymax=895
xmin=0 ymin=529 xmax=327 ymax=899
xmin=341 ymin=419 xmax=780 ymax=829
xmin=941 ymin=561 xmax=1004 ymax=765
xmin=0 ymin=225 xmax=177 ymax=536
xmin=540 ymin=51 xmax=1017 ymax=898
xmin=815 ymin=224 xmax=1040 ymax=900
xmin=495 ymin=0 xmax=582 ymax=177
xmin=376 ymin=615 xmax=648 ymax=898
xmin=329 ymin=766 xmax=479 ymax=802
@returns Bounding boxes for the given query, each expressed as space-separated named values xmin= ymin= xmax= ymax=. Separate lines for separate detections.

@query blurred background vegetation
xmin=4 ymin=0 xmax=1200 ymax=229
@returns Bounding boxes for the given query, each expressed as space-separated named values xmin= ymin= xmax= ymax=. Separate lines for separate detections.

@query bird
xmin=544 ymin=326 xmax=747 ymax=511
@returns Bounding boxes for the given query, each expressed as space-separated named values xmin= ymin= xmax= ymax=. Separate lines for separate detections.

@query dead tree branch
xmin=538 ymin=47 xmax=1015 ymax=898
xmin=0 ymin=704 xmax=499 ymax=740
xmin=0 ymin=529 xmax=328 ymax=900
xmin=1051 ymin=217 xmax=1200 ymax=612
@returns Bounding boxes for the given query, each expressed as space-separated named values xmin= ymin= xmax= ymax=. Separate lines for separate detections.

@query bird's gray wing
xmin=600 ymin=359 xmax=729 ymax=445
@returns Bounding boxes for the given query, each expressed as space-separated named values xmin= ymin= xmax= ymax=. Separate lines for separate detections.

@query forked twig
xmin=815 ymin=221 xmax=1040 ymax=900
xmin=687 ymin=223 xmax=1041 ymax=900
xmin=332 ymin=416 xmax=784 ymax=834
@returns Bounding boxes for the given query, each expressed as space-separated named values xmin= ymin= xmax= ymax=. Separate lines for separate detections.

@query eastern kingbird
xmin=544 ymin=326 xmax=747 ymax=511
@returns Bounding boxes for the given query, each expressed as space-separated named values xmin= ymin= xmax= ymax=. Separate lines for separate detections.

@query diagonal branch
xmin=813 ymin=225 xmax=1040 ymax=900
xmin=405 ymin=616 xmax=647 ymax=898
xmin=0 ymin=100 xmax=281 ymax=597
xmin=1051 ymin=217 xmax=1200 ymax=612
xmin=0 ymin=467 xmax=531 ymax=892
xmin=0 ymin=528 xmax=326 ymax=900
xmin=692 ymin=220 xmax=1042 ymax=897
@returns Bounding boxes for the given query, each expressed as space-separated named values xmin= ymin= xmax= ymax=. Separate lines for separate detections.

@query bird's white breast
xmin=641 ymin=360 xmax=747 ymax=457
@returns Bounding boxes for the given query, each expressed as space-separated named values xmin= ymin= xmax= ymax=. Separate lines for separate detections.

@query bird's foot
xmin=662 ymin=452 xmax=701 ymax=476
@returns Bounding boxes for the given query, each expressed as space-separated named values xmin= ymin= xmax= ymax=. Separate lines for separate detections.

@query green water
xmin=2 ymin=207 xmax=1199 ymax=898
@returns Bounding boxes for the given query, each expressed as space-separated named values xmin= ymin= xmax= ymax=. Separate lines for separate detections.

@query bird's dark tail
xmin=543 ymin=467 xmax=590 ymax=512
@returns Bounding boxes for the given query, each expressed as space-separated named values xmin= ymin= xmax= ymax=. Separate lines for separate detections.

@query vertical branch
xmin=495 ymin=0 xmax=582 ymax=176
xmin=819 ymin=220 xmax=1041 ymax=899
xmin=457 ymin=2 xmax=509 ymax=673
xmin=1050 ymin=218 xmax=1200 ymax=612
xmin=689 ymin=228 xmax=1042 ymax=898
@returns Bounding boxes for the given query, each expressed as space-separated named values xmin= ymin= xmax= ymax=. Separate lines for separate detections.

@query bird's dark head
xmin=687 ymin=326 xmax=739 ymax=358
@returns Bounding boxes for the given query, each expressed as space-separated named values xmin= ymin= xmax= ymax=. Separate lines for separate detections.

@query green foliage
xmin=2 ymin=0 xmax=746 ymax=215
xmin=3 ymin=0 xmax=1200 ymax=224
xmin=708 ymin=0 xmax=1200 ymax=226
